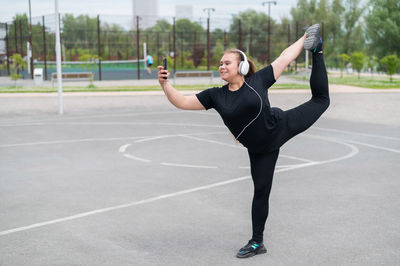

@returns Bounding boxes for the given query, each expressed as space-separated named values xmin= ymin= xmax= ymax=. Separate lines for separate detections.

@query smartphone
xmin=162 ymin=57 xmax=167 ymax=79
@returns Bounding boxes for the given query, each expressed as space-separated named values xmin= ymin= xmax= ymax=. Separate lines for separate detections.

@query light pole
xmin=55 ymin=0 xmax=63 ymax=115
xmin=262 ymin=1 xmax=276 ymax=64
xmin=203 ymin=8 xmax=215 ymax=71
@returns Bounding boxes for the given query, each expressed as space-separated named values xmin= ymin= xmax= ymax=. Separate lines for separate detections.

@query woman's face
xmin=219 ymin=52 xmax=240 ymax=82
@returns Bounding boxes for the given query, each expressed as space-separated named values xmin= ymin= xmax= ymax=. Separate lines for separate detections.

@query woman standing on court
xmin=157 ymin=24 xmax=329 ymax=259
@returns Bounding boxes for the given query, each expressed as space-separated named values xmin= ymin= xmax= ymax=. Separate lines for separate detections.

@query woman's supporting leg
xmin=248 ymin=149 xmax=280 ymax=243
xmin=284 ymin=50 xmax=330 ymax=138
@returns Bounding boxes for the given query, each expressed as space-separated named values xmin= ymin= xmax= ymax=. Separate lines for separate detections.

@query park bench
xmin=51 ymin=72 xmax=93 ymax=87
xmin=173 ymin=71 xmax=213 ymax=84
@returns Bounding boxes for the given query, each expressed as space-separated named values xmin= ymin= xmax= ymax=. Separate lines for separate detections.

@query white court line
xmin=0 ymin=136 xmax=357 ymax=238
xmin=339 ymin=139 xmax=400 ymax=154
xmin=313 ymin=126 xmax=400 ymax=141
xmin=123 ymin=154 xmax=151 ymax=163
xmin=190 ymin=111 xmax=400 ymax=142
xmin=182 ymin=134 xmax=317 ymax=163
xmin=135 ymin=135 xmax=177 ymax=143
xmin=123 ymin=133 xmax=317 ymax=168
xmin=278 ymin=154 xmax=315 ymax=163
xmin=302 ymin=134 xmax=359 ymax=164
xmin=185 ymin=110 xmax=219 ymax=116
xmin=181 ymin=134 xmax=245 ymax=149
xmin=239 ymin=165 xmax=297 ymax=169
xmin=59 ymin=122 xmax=225 ymax=129
xmin=118 ymin=144 xmax=131 ymax=153
xmin=0 ymin=136 xmax=146 ymax=148
xmin=160 ymin=162 xmax=218 ymax=169
xmin=124 ymin=133 xmax=317 ymax=168
xmin=0 ymin=110 xmax=186 ymax=127
xmin=0 ymin=131 xmax=227 ymax=149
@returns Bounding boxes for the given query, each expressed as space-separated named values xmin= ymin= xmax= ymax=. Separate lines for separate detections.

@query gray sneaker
xmin=304 ymin=24 xmax=321 ymax=51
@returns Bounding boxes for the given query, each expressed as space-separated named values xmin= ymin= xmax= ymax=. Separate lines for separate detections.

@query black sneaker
xmin=236 ymin=239 xmax=267 ymax=258
xmin=304 ymin=23 xmax=321 ymax=51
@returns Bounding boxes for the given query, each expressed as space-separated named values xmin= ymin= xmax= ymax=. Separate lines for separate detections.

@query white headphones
xmin=235 ymin=49 xmax=250 ymax=76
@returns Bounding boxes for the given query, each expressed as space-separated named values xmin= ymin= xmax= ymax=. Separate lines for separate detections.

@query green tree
xmin=8 ymin=14 xmax=29 ymax=56
xmin=365 ymin=0 xmax=400 ymax=58
xmin=62 ymin=14 xmax=98 ymax=52
xmin=338 ymin=53 xmax=350 ymax=77
xmin=212 ymin=39 xmax=224 ymax=66
xmin=79 ymin=54 xmax=98 ymax=85
xmin=176 ymin=19 xmax=205 ymax=67
xmin=327 ymin=0 xmax=345 ymax=55
xmin=290 ymin=0 xmax=315 ymax=26
xmin=10 ymin=53 xmax=27 ymax=87
xmin=350 ymin=52 xmax=365 ymax=79
xmin=229 ymin=10 xmax=271 ymax=64
xmin=144 ymin=19 xmax=172 ymax=64
xmin=380 ymin=54 xmax=400 ymax=82
xmin=342 ymin=0 xmax=365 ymax=53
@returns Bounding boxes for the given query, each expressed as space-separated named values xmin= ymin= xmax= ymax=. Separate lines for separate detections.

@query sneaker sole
xmin=304 ymin=24 xmax=320 ymax=51
xmin=236 ymin=247 xmax=267 ymax=258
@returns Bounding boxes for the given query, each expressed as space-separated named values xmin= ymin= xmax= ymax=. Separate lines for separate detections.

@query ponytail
xmin=245 ymin=57 xmax=257 ymax=78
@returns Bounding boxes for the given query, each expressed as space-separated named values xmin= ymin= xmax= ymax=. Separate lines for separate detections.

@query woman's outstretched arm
xmin=271 ymin=33 xmax=306 ymax=80
xmin=158 ymin=66 xmax=205 ymax=110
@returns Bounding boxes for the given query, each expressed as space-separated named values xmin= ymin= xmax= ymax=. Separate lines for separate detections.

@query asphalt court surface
xmin=0 ymin=91 xmax=399 ymax=265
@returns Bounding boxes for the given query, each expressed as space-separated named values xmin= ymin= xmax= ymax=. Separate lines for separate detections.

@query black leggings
xmin=248 ymin=52 xmax=330 ymax=243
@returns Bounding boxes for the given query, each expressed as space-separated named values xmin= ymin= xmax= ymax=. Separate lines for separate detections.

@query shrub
xmin=380 ymin=54 xmax=400 ymax=82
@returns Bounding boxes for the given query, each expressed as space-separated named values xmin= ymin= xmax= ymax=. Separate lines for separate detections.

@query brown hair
xmin=224 ymin=49 xmax=257 ymax=78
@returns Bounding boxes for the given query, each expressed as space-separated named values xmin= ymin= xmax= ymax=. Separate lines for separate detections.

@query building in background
xmin=175 ymin=5 xmax=193 ymax=20
xmin=132 ymin=0 xmax=159 ymax=29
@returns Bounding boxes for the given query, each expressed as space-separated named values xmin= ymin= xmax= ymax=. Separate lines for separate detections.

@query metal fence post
xmin=97 ymin=15 xmax=102 ymax=81
xmin=136 ymin=16 xmax=140 ymax=80
xmin=207 ymin=17 xmax=210 ymax=71
xmin=156 ymin=31 xmax=160 ymax=66
xmin=42 ymin=16 xmax=48 ymax=80
xmin=5 ymin=23 xmax=10 ymax=75
xmin=14 ymin=20 xmax=18 ymax=55
xmin=180 ymin=31 xmax=184 ymax=67
xmin=173 ymin=17 xmax=176 ymax=74
xmin=18 ymin=20 xmax=23 ymax=56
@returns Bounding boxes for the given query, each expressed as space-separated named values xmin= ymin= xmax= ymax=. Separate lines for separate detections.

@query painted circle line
xmin=119 ymin=132 xmax=357 ymax=170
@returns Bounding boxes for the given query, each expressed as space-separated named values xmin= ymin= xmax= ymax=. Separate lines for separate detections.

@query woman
xmin=157 ymin=24 xmax=329 ymax=259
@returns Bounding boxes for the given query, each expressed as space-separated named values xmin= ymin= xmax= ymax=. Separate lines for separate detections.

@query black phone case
xmin=162 ymin=58 xmax=167 ymax=79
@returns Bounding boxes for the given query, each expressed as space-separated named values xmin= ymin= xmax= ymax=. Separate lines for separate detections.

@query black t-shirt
xmin=196 ymin=65 xmax=285 ymax=152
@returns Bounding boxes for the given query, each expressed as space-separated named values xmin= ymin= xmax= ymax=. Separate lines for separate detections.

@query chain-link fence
xmin=0 ymin=14 xmax=318 ymax=80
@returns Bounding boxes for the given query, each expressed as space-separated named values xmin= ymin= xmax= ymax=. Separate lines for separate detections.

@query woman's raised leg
xmin=284 ymin=42 xmax=330 ymax=138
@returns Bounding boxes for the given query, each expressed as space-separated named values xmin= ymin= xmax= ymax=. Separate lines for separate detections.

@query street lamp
xmin=203 ymin=8 xmax=215 ymax=19
xmin=262 ymin=1 xmax=276 ymax=64
xmin=203 ymin=8 xmax=215 ymax=71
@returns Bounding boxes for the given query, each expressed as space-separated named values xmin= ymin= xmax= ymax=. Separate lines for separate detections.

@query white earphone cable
xmin=235 ymin=79 xmax=263 ymax=141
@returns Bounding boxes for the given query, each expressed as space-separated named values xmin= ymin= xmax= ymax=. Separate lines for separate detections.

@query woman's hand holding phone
xmin=158 ymin=57 xmax=169 ymax=83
